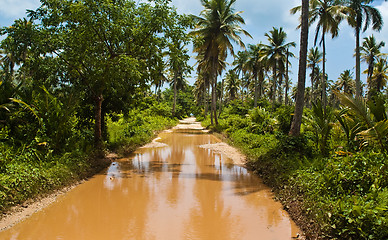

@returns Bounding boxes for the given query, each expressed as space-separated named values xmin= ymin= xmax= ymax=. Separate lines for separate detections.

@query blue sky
xmin=1 ymin=0 xmax=388 ymax=88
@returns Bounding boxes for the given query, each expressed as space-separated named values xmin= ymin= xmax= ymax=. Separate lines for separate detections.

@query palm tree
xmin=190 ymin=0 xmax=251 ymax=125
xmin=307 ymin=47 xmax=323 ymax=102
xmin=233 ymin=50 xmax=249 ymax=101
xmin=224 ymin=70 xmax=240 ymax=101
xmin=289 ymin=0 xmax=309 ymax=136
xmin=344 ymin=0 xmax=383 ymax=97
xmin=360 ymin=35 xmax=385 ymax=95
xmin=263 ymin=27 xmax=296 ymax=106
xmin=167 ymin=40 xmax=191 ymax=117
xmin=370 ymin=57 xmax=388 ymax=93
xmin=292 ymin=0 xmax=345 ymax=108
xmin=337 ymin=70 xmax=355 ymax=94
xmin=246 ymin=43 xmax=267 ymax=107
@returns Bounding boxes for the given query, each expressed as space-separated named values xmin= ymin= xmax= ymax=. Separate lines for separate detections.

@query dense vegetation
xmin=0 ymin=0 xmax=195 ymax=213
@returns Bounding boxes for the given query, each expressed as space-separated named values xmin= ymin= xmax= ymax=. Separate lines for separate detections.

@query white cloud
xmin=0 ymin=0 xmax=40 ymax=19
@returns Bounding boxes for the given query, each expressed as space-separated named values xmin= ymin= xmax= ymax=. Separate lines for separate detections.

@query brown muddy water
xmin=0 ymin=127 xmax=300 ymax=240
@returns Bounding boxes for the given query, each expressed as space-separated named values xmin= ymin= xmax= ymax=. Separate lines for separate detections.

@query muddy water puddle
xmin=0 ymin=129 xmax=300 ymax=240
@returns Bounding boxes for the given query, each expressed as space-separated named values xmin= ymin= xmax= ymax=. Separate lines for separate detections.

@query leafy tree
xmin=29 ymin=0 xmax=185 ymax=147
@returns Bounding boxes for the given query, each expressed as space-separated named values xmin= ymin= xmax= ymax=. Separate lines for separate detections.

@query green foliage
xmin=0 ymin=146 xmax=90 ymax=211
xmin=304 ymin=100 xmax=335 ymax=155
xmin=292 ymin=152 xmax=388 ymax=239
xmin=223 ymin=99 xmax=250 ymax=116
xmin=107 ymin=105 xmax=177 ymax=153
xmin=248 ymin=107 xmax=278 ymax=134
xmin=273 ymin=105 xmax=294 ymax=134
xmin=230 ymin=129 xmax=278 ymax=159
xmin=336 ymin=92 xmax=388 ymax=151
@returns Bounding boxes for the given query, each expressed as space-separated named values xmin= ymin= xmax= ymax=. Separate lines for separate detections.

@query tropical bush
xmin=107 ymin=105 xmax=177 ymax=153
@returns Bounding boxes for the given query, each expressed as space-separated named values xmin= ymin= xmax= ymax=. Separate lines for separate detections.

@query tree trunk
xmin=94 ymin=93 xmax=104 ymax=148
xmin=311 ymin=63 xmax=316 ymax=103
xmin=254 ymin=71 xmax=258 ymax=108
xmin=205 ymin=83 xmax=209 ymax=117
xmin=172 ymin=74 xmax=177 ymax=117
xmin=285 ymin=49 xmax=289 ymax=105
xmin=203 ymin=84 xmax=207 ymax=117
xmin=218 ymin=78 xmax=224 ymax=118
xmin=212 ymin=58 xmax=218 ymax=125
xmin=278 ymin=72 xmax=283 ymax=104
xmin=355 ymin=25 xmax=362 ymax=97
xmin=272 ymin=63 xmax=277 ymax=108
xmin=322 ymin=34 xmax=327 ymax=108
xmin=259 ymin=70 xmax=264 ymax=99
xmin=241 ymin=73 xmax=244 ymax=102
xmin=289 ymin=0 xmax=309 ymax=136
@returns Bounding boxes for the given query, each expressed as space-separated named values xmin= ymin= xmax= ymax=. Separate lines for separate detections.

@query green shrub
xmin=274 ymin=105 xmax=294 ymax=134
xmin=107 ymin=106 xmax=177 ymax=152
xmin=292 ymin=152 xmax=388 ymax=239
xmin=248 ymin=107 xmax=278 ymax=134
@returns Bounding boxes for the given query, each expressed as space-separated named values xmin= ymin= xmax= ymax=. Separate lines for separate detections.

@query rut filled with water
xmin=0 ymin=118 xmax=300 ymax=240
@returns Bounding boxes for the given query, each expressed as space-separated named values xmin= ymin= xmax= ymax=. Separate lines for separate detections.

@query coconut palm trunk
xmin=272 ymin=63 xmax=277 ymax=108
xmin=219 ymin=78 xmax=224 ymax=117
xmin=254 ymin=70 xmax=258 ymax=107
xmin=355 ymin=25 xmax=362 ymax=97
xmin=212 ymin=57 xmax=218 ymax=125
xmin=290 ymin=0 xmax=309 ymax=136
xmin=322 ymin=33 xmax=327 ymax=108
xmin=285 ymin=48 xmax=290 ymax=105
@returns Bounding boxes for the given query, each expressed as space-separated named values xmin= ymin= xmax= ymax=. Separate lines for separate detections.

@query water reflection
xmin=0 ymin=131 xmax=299 ymax=240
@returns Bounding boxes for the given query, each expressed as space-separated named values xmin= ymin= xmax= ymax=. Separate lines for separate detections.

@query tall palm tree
xmin=370 ymin=57 xmax=388 ymax=93
xmin=246 ymin=43 xmax=267 ymax=107
xmin=360 ymin=35 xmax=385 ymax=94
xmin=233 ymin=50 xmax=249 ymax=101
xmin=292 ymin=0 xmax=345 ymax=108
xmin=289 ymin=0 xmax=309 ymax=136
xmin=307 ymin=47 xmax=323 ymax=102
xmin=263 ymin=27 xmax=296 ymax=106
xmin=167 ymin=40 xmax=191 ymax=117
xmin=190 ymin=0 xmax=251 ymax=125
xmin=344 ymin=0 xmax=383 ymax=97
